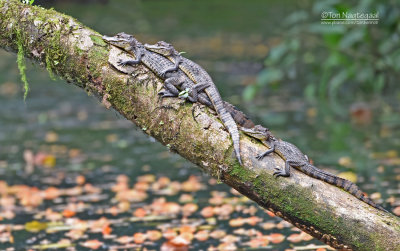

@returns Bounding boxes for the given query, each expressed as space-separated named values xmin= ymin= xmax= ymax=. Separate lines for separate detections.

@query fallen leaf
xmin=268 ymin=233 xmax=285 ymax=244
xmin=81 ymin=239 xmax=103 ymax=249
xmin=25 ymin=221 xmax=47 ymax=232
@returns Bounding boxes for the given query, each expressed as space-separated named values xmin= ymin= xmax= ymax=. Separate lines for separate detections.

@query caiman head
xmin=102 ymin=32 xmax=141 ymax=51
xmin=240 ymin=125 xmax=271 ymax=141
xmin=144 ymin=41 xmax=179 ymax=57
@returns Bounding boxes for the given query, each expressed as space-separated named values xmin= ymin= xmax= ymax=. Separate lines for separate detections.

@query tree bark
xmin=0 ymin=1 xmax=399 ymax=250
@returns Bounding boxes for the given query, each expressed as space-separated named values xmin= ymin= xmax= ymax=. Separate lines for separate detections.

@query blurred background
xmin=0 ymin=0 xmax=399 ymax=250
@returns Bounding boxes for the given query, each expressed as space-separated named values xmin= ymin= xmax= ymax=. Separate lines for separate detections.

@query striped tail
xmin=197 ymin=95 xmax=255 ymax=129
xmin=206 ymin=88 xmax=242 ymax=165
xmin=301 ymin=163 xmax=388 ymax=212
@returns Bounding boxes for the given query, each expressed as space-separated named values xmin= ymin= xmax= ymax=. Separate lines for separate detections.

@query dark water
xmin=0 ymin=0 xmax=399 ymax=250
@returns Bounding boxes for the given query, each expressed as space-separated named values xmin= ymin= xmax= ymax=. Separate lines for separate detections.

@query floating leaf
xmin=133 ymin=232 xmax=146 ymax=244
xmin=194 ymin=230 xmax=209 ymax=241
xmin=268 ymin=233 xmax=285 ymax=244
xmin=25 ymin=221 xmax=47 ymax=232
xmin=147 ymin=230 xmax=162 ymax=241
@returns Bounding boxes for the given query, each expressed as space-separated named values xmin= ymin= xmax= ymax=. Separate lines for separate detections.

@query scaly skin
xmin=102 ymin=33 xmax=254 ymax=132
xmin=241 ymin=125 xmax=388 ymax=213
xmin=145 ymin=41 xmax=243 ymax=165
xmin=102 ymin=33 xmax=386 ymax=213
xmin=102 ymin=33 xmax=210 ymax=104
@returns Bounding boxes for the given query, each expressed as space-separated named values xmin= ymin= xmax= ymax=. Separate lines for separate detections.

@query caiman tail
xmin=301 ymin=163 xmax=388 ymax=212
xmin=144 ymin=41 xmax=243 ymax=165
xmin=211 ymin=91 xmax=242 ymax=165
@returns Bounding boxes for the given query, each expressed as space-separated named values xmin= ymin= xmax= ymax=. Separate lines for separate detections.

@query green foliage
xmin=245 ymin=0 xmax=400 ymax=108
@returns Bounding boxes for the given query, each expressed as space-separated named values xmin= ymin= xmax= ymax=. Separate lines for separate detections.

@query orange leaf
xmin=287 ymin=233 xmax=302 ymax=243
xmin=266 ymin=210 xmax=276 ymax=217
xmin=182 ymin=203 xmax=198 ymax=216
xmin=179 ymin=225 xmax=196 ymax=234
xmin=246 ymin=216 xmax=262 ymax=226
xmin=133 ymin=207 xmax=147 ymax=218
xmin=268 ymin=233 xmax=285 ymax=244
xmin=62 ymin=209 xmax=76 ymax=218
xmin=170 ymin=235 xmax=190 ymax=246
xmin=116 ymin=235 xmax=133 ymax=244
xmin=200 ymin=206 xmax=214 ymax=218
xmin=194 ymin=230 xmax=209 ymax=241
xmin=76 ymin=175 xmax=86 ymax=185
xmin=102 ymin=224 xmax=112 ymax=236
xmin=260 ymin=222 xmax=276 ymax=230
xmin=163 ymin=229 xmax=178 ymax=240
xmin=43 ymin=187 xmax=60 ymax=200
xmin=133 ymin=232 xmax=146 ymax=244
xmin=229 ymin=218 xmax=244 ymax=227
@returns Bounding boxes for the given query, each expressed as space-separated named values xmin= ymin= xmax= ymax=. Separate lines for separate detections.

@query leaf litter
xmin=0 ymin=147 xmax=398 ymax=250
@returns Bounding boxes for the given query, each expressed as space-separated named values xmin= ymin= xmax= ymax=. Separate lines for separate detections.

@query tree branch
xmin=0 ymin=1 xmax=399 ymax=250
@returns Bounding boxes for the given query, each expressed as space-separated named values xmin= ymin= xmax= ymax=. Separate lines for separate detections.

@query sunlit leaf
xmin=338 ymin=172 xmax=357 ymax=183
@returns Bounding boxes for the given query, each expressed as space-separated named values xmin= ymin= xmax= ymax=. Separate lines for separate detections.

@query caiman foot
xmin=256 ymin=154 xmax=264 ymax=160
xmin=160 ymin=70 xmax=169 ymax=79
xmin=117 ymin=59 xmax=140 ymax=66
xmin=256 ymin=148 xmax=274 ymax=161
xmin=158 ymin=90 xmax=176 ymax=98
xmin=117 ymin=59 xmax=126 ymax=66
xmin=273 ymin=168 xmax=290 ymax=178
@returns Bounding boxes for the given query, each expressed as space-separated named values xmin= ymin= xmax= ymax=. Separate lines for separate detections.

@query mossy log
xmin=0 ymin=0 xmax=399 ymax=250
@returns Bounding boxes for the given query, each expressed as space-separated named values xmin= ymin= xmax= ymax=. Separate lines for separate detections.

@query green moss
xmin=102 ymin=75 xmax=134 ymax=116
xmin=231 ymin=165 xmax=390 ymax=249
xmin=45 ymin=54 xmax=56 ymax=80
xmin=0 ymin=1 xmax=29 ymax=99
xmin=16 ymin=30 xmax=29 ymax=100
xmin=87 ymin=46 xmax=108 ymax=79
xmin=90 ymin=35 xmax=107 ymax=46
xmin=43 ymin=23 xmax=66 ymax=80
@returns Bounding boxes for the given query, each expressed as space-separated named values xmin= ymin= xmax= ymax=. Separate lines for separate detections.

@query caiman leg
xmin=117 ymin=55 xmax=182 ymax=99
xmin=117 ymin=51 xmax=144 ymax=66
xmin=184 ymin=83 xmax=210 ymax=101
xmin=256 ymin=147 xmax=275 ymax=160
xmin=158 ymin=82 xmax=210 ymax=102
xmin=255 ymin=142 xmax=291 ymax=177
xmin=160 ymin=55 xmax=182 ymax=77
xmin=273 ymin=161 xmax=291 ymax=178
xmin=158 ymin=77 xmax=184 ymax=98
xmin=117 ymin=54 xmax=208 ymax=102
